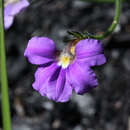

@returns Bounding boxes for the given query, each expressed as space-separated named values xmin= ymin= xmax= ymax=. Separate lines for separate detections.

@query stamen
xmin=70 ymin=45 xmax=76 ymax=55
xmin=70 ymin=39 xmax=80 ymax=56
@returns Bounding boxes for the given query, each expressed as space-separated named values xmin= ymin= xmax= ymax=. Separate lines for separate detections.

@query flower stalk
xmin=69 ymin=0 xmax=121 ymax=40
xmin=0 ymin=0 xmax=12 ymax=130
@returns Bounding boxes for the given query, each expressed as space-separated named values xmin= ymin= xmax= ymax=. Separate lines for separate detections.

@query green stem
xmin=82 ymin=0 xmax=128 ymax=3
xmin=0 ymin=0 xmax=12 ymax=130
xmin=69 ymin=0 xmax=121 ymax=40
xmin=84 ymin=0 xmax=121 ymax=40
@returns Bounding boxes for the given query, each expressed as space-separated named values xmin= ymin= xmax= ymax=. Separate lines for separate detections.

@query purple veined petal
xmin=24 ymin=37 xmax=57 ymax=65
xmin=46 ymin=68 xmax=72 ymax=102
xmin=76 ymin=54 xmax=106 ymax=67
xmin=33 ymin=62 xmax=58 ymax=94
xmin=4 ymin=0 xmax=29 ymax=16
xmin=75 ymin=39 xmax=106 ymax=66
xmin=39 ymin=64 xmax=61 ymax=97
xmin=75 ymin=39 xmax=103 ymax=58
xmin=67 ymin=61 xmax=98 ymax=95
xmin=33 ymin=62 xmax=72 ymax=102
xmin=57 ymin=79 xmax=72 ymax=102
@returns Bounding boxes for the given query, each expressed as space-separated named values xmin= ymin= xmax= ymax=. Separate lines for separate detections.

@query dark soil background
xmin=1 ymin=0 xmax=130 ymax=130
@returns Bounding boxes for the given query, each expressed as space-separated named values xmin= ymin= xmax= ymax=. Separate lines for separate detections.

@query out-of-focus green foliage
xmin=81 ymin=0 xmax=129 ymax=3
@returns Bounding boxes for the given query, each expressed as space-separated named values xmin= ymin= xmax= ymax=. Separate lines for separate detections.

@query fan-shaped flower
xmin=4 ymin=0 xmax=29 ymax=29
xmin=24 ymin=37 xmax=106 ymax=102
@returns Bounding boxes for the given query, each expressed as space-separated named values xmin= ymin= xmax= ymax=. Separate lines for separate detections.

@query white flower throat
xmin=57 ymin=45 xmax=76 ymax=69
xmin=58 ymin=53 xmax=71 ymax=69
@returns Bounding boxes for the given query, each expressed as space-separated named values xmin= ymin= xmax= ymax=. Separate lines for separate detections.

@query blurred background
xmin=1 ymin=0 xmax=130 ymax=130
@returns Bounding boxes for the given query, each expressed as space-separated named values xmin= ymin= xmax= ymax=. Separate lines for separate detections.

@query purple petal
xmin=46 ymin=68 xmax=72 ymax=102
xmin=75 ymin=39 xmax=106 ymax=66
xmin=4 ymin=15 xmax=14 ymax=29
xmin=24 ymin=37 xmax=57 ymax=65
xmin=4 ymin=0 xmax=29 ymax=29
xmin=33 ymin=62 xmax=57 ymax=93
xmin=57 ymin=79 xmax=72 ymax=102
xmin=33 ymin=62 xmax=72 ymax=102
xmin=77 ymin=54 xmax=106 ymax=67
xmin=4 ymin=0 xmax=29 ymax=16
xmin=67 ymin=61 xmax=98 ymax=94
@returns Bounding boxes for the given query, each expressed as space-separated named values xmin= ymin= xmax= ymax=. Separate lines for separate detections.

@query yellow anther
xmin=70 ymin=45 xmax=76 ymax=55
xmin=70 ymin=39 xmax=80 ymax=56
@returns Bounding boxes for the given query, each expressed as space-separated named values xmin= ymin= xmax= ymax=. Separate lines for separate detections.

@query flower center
xmin=57 ymin=39 xmax=80 ymax=69
xmin=58 ymin=53 xmax=71 ymax=69
xmin=4 ymin=0 xmax=19 ymax=7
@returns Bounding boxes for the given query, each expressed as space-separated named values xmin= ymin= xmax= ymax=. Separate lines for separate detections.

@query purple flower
xmin=4 ymin=0 xmax=29 ymax=29
xmin=24 ymin=37 xmax=106 ymax=102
